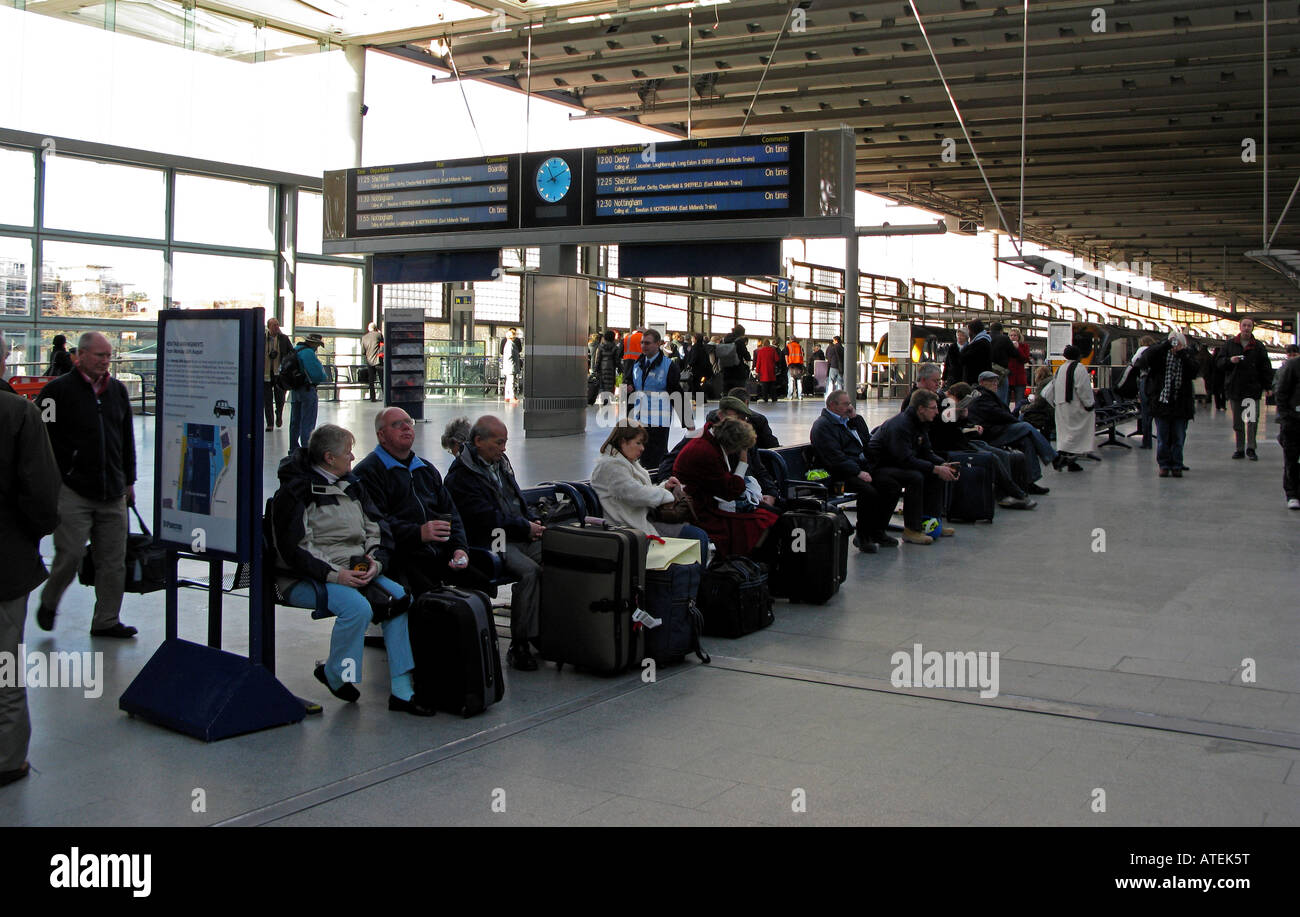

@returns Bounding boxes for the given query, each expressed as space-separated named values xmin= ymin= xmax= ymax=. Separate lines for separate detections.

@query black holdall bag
xmin=697 ymin=556 xmax=774 ymax=638
xmin=642 ymin=561 xmax=710 ymax=666
xmin=79 ymin=504 xmax=167 ymax=594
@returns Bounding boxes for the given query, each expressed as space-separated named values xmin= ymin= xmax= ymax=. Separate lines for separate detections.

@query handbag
xmin=649 ymin=492 xmax=697 ymax=524
xmin=348 ymin=555 xmax=412 ymax=623
xmin=79 ymin=504 xmax=167 ymax=594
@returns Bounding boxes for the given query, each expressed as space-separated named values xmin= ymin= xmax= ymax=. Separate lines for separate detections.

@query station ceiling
xmin=21 ymin=1 xmax=1300 ymax=317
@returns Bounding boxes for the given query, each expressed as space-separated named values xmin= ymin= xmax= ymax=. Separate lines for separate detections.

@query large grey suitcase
xmin=538 ymin=523 xmax=646 ymax=676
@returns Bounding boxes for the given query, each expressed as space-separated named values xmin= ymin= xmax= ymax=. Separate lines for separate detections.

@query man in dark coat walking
xmin=1217 ymin=317 xmax=1274 ymax=460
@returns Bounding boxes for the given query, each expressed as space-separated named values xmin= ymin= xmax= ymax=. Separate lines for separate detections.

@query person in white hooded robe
xmin=1043 ymin=344 xmax=1093 ymax=471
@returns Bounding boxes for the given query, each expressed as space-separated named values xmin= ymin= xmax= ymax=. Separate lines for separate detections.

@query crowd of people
xmin=1 ymin=316 xmax=1296 ymax=788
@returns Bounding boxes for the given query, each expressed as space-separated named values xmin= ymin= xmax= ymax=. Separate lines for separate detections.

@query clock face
xmin=535 ymin=156 xmax=572 ymax=203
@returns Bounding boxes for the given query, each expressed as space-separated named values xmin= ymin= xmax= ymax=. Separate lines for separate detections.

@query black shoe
xmin=851 ymin=535 xmax=878 ymax=554
xmin=1026 ymin=482 xmax=1050 ymax=495
xmin=36 ymin=604 xmax=55 ymax=631
xmin=1178 ymin=465 xmax=1190 ymax=472
xmin=871 ymin=531 xmax=900 ymax=547
xmin=314 ymin=663 xmax=360 ymax=702
xmin=1247 ymin=449 xmax=1258 ymax=461
xmin=265 ymin=425 xmax=274 ymax=432
xmin=388 ymin=695 xmax=436 ymax=716
xmin=1171 ymin=469 xmax=1183 ymax=478
xmin=507 ymin=643 xmax=538 ymax=671
xmin=1066 ymin=460 xmax=1083 ymax=472
xmin=1232 ymin=450 xmax=1245 ymax=460
xmin=1051 ymin=455 xmax=1065 ymax=471
xmin=0 ymin=762 xmax=30 ymax=787
xmin=90 ymin=623 xmax=137 ymax=639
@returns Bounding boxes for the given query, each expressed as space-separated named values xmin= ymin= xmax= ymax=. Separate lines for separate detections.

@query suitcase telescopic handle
xmin=481 ymin=631 xmax=494 ymax=687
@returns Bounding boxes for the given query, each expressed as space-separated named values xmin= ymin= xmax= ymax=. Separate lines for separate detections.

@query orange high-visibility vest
xmin=623 ymin=330 xmax=643 ymax=360
xmin=786 ymin=341 xmax=804 ymax=365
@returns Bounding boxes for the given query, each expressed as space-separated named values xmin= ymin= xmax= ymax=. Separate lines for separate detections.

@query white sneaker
xmin=1289 ymin=498 xmax=1300 ymax=510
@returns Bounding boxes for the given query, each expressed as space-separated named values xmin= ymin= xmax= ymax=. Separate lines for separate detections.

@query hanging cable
xmin=740 ymin=3 xmax=796 ymax=136
xmin=445 ymin=35 xmax=486 ymax=158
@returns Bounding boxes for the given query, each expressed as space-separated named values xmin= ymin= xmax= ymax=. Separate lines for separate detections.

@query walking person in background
xmin=361 ymin=321 xmax=384 ymax=403
xmin=1006 ymin=327 xmax=1031 ymax=411
xmin=34 ymin=332 xmax=138 ymax=639
xmin=1272 ymin=344 xmax=1300 ymax=509
xmin=286 ymin=333 xmax=327 ymax=452
xmin=1131 ymin=335 xmax=1157 ymax=448
xmin=501 ymin=327 xmax=524 ymax=404
xmin=264 ymin=317 xmax=292 ymax=431
xmin=754 ymin=339 xmax=779 ymax=403
xmin=942 ymin=329 xmax=967 ymax=387
xmin=826 ymin=335 xmax=845 ymax=393
xmin=46 ymin=334 xmax=74 ymax=377
xmin=594 ymin=330 xmax=620 ymax=400
xmin=0 ymin=331 xmax=62 ymax=788
xmin=1136 ymin=331 xmax=1199 ymax=478
xmin=1217 ymin=317 xmax=1273 ymax=460
xmin=783 ymin=338 xmax=805 ymax=398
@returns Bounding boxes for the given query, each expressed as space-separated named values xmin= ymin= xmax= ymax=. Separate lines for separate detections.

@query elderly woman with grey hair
xmin=272 ymin=424 xmax=432 ymax=715
xmin=1134 ymin=331 xmax=1200 ymax=477
xmin=441 ymin=416 xmax=471 ymax=458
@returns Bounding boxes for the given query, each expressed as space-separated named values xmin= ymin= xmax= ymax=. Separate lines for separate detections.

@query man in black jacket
xmin=989 ymin=322 xmax=1017 ymax=403
xmin=962 ymin=320 xmax=994 ymax=385
xmin=354 ymin=407 xmax=470 ymax=596
xmin=1217 ymin=317 xmax=1274 ymax=460
xmin=445 ymin=416 xmax=543 ymax=671
xmin=1 ymin=334 xmax=61 ymax=787
xmin=942 ymin=330 xmax=966 ymax=387
xmin=34 ymin=332 xmax=138 ymax=638
xmin=866 ymin=390 xmax=959 ymax=544
xmin=931 ymin=383 xmax=1036 ymax=509
xmin=899 ymin=363 xmax=944 ymax=414
xmin=809 ymin=391 xmax=902 ymax=553
xmin=966 ymin=371 xmax=1055 ymax=494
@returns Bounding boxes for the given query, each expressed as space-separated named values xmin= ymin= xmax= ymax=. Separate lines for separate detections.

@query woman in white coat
xmin=1044 ymin=344 xmax=1093 ymax=471
xmin=591 ymin=421 xmax=710 ymax=560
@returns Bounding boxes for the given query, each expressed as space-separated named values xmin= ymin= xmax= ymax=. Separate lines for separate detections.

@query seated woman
xmin=1020 ymin=365 xmax=1055 ymax=436
xmin=591 ymin=421 xmax=710 ymax=561
xmin=273 ymin=424 xmax=433 ymax=716
xmin=441 ymin=415 xmax=470 ymax=459
xmin=673 ymin=417 xmax=778 ymax=558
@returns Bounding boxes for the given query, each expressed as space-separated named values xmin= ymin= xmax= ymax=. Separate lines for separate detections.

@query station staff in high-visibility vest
xmin=783 ymin=339 xmax=805 ymax=399
xmin=627 ymin=329 xmax=693 ymax=469
xmin=621 ymin=328 xmax=643 ymax=388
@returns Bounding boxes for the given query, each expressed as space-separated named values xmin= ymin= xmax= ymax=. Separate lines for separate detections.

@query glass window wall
xmin=43 ymin=156 xmax=166 ymax=239
xmin=40 ymin=240 xmax=165 ymax=321
xmin=295 ymin=261 xmax=362 ymax=331
xmin=171 ymin=251 xmax=274 ymax=310
xmin=1 ymin=235 xmax=32 ymax=317
xmin=0 ymin=147 xmax=35 ymax=227
xmin=174 ymin=173 xmax=275 ymax=250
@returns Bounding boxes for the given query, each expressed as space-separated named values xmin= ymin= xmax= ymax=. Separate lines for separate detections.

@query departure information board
xmin=347 ymin=155 xmax=518 ymax=237
xmin=583 ymin=134 xmax=804 ymax=224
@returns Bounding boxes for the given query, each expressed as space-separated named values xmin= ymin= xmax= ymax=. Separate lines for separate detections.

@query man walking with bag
xmin=34 ymin=332 xmax=138 ymax=638
xmin=286 ymin=333 xmax=328 ymax=453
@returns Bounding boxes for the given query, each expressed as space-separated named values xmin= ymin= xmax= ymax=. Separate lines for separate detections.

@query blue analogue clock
xmin=535 ymin=156 xmax=572 ymax=203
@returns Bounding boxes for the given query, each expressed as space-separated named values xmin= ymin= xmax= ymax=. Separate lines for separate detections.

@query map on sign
xmin=349 ymin=156 xmax=517 ymax=236
xmin=178 ymin=423 xmax=233 ymax=515
xmin=584 ymin=134 xmax=804 ymax=224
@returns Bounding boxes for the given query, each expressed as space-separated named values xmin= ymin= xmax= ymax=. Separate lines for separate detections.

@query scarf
xmin=1160 ymin=347 xmax=1182 ymax=404
xmin=1063 ymin=361 xmax=1079 ymax=403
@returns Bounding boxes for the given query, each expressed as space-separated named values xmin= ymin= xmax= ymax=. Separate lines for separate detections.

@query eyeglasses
xmin=388 ymin=419 xmax=414 ymax=429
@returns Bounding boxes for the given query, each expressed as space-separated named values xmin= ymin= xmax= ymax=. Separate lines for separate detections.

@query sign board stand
xmin=384 ymin=308 xmax=427 ymax=421
xmin=120 ymin=308 xmax=307 ymax=742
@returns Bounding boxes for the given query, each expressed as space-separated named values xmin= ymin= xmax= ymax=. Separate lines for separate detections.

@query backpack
xmin=716 ymin=341 xmax=739 ymax=368
xmin=279 ymin=345 xmax=310 ymax=390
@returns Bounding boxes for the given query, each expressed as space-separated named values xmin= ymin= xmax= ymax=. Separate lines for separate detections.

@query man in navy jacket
xmin=809 ymin=391 xmax=901 ymax=554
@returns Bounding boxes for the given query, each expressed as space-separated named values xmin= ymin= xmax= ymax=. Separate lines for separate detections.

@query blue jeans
xmin=988 ymin=421 xmax=1057 ymax=482
xmin=997 ymin=376 xmax=1010 ymax=405
xmin=828 ymin=368 xmax=844 ymax=393
xmin=288 ymin=387 xmax=318 ymax=450
xmin=1154 ymin=416 xmax=1188 ymax=470
xmin=678 ymin=523 xmax=710 ymax=562
xmin=285 ymin=575 xmax=414 ymax=693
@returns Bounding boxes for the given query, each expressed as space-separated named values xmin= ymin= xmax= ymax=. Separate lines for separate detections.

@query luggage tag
xmin=632 ymin=608 xmax=662 ymax=629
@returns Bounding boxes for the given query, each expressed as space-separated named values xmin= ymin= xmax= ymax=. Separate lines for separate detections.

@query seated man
xmin=445 ymin=416 xmax=543 ymax=672
xmin=899 ymin=362 xmax=944 ymax=414
xmin=660 ymin=397 xmax=781 ymax=508
xmin=809 ymin=391 xmax=903 ymax=554
xmin=931 ymin=383 xmax=1036 ymax=510
xmin=866 ymin=390 xmax=959 ymax=545
xmin=965 ymin=371 xmax=1055 ymax=495
xmin=726 ymin=387 xmax=780 ymax=448
xmin=353 ymin=407 xmax=472 ymax=597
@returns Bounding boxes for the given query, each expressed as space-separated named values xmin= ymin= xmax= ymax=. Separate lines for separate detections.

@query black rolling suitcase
xmin=539 ymin=524 xmax=647 ymax=675
xmin=768 ymin=499 xmax=851 ymax=605
xmin=643 ymin=561 xmax=710 ymax=665
xmin=944 ymin=452 xmax=997 ymax=523
xmin=409 ymin=586 xmax=504 ymax=717
xmin=698 ymin=556 xmax=774 ymax=637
